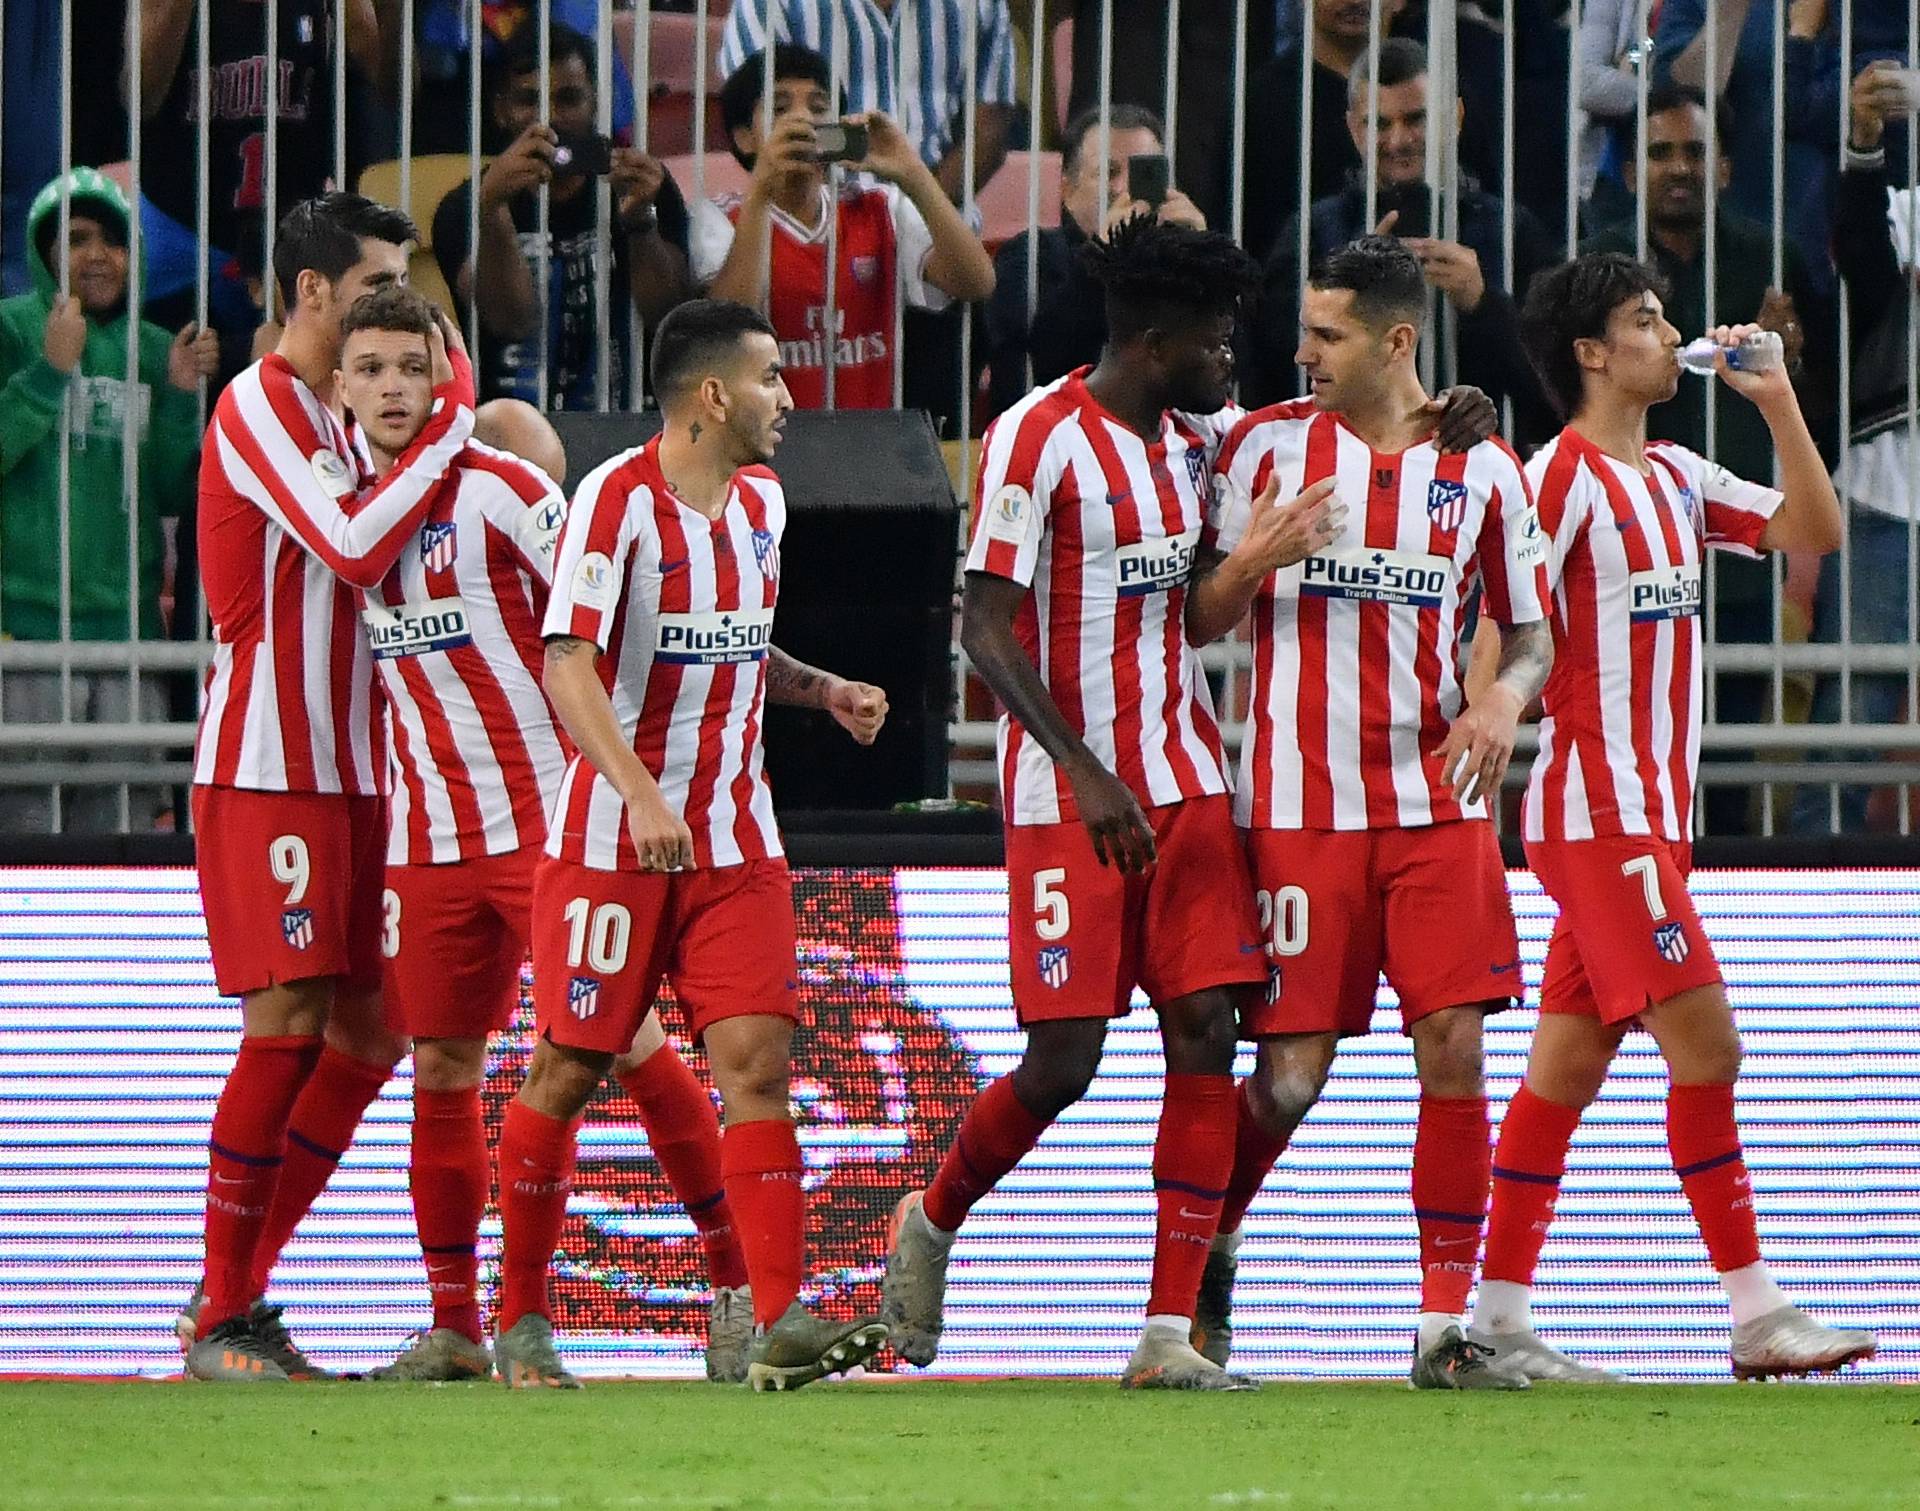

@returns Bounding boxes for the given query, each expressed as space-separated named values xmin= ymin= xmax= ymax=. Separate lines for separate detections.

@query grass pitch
xmin=2 ymin=1379 xmax=1913 ymax=1510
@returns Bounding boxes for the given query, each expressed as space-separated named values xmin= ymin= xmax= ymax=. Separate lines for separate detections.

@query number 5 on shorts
xmin=1621 ymin=854 xmax=1668 ymax=919
xmin=1033 ymin=868 xmax=1070 ymax=940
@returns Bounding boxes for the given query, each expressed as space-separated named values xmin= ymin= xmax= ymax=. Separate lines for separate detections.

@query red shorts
xmin=1240 ymin=820 xmax=1520 ymax=1039
xmin=382 ymin=847 xmax=535 ymax=1039
xmin=1527 ymin=834 xmax=1722 ymax=1026
xmin=1003 ymin=794 xmax=1267 ymax=1024
xmin=531 ymin=854 xmax=800 ymax=1054
xmin=192 ymin=786 xmax=387 ymax=999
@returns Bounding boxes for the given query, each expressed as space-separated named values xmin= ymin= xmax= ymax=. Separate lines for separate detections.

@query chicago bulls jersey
xmin=965 ymin=370 xmax=1237 ymax=825
xmin=1522 ymin=428 xmax=1781 ymax=843
xmin=688 ymin=181 xmax=944 ymax=409
xmin=359 ymin=442 xmax=571 ymax=865
xmin=194 ymin=352 xmax=475 ymax=794
xmin=542 ymin=436 xmax=783 ymax=871
xmin=1211 ymin=402 xmax=1550 ymax=830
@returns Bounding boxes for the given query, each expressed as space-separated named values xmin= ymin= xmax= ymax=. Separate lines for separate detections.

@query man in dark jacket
xmin=1245 ymin=38 xmax=1557 ymax=442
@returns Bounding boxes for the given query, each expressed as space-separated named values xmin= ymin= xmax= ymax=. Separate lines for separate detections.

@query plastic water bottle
xmin=1677 ymin=330 xmax=1784 ymax=376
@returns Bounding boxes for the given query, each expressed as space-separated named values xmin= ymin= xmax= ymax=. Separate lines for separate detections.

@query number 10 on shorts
xmin=564 ymin=897 xmax=632 ymax=973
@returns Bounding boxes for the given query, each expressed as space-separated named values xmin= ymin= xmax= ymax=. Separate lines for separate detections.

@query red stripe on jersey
xmin=1421 ymin=449 xmax=1472 ymax=825
xmin=1294 ymin=413 xmax=1340 ymax=828
xmin=395 ymin=655 xmax=488 ymax=846
xmin=727 ymin=484 xmax=777 ymax=861
xmin=483 ymin=518 xmax=562 ymax=839
xmin=1645 ymin=450 xmax=1697 ymax=835
xmin=1358 ymin=449 xmax=1404 ymax=827
xmin=210 ymin=639 xmax=255 ymax=788
xmin=628 ymin=502 xmax=693 ymax=869
xmin=1151 ymin=425 xmax=1206 ymax=796
xmin=270 ymin=540 xmax=317 ymax=790
xmin=1246 ymin=449 xmax=1281 ymax=826
xmin=1080 ymin=420 xmax=1151 ymax=801
xmin=1042 ymin=468 xmax=1088 ymax=817
xmin=326 ymin=581 xmax=359 ymax=790
xmin=682 ymin=512 xmax=744 ymax=872
xmin=388 ymin=683 xmax=438 ymax=860
xmin=1531 ymin=439 xmax=1586 ymax=840
xmin=570 ymin=452 xmax=652 ymax=643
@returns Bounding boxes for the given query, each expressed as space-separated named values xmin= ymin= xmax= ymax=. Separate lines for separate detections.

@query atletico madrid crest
xmin=281 ymin=908 xmax=314 ymax=951
xmin=1037 ymin=945 xmax=1071 ymax=989
xmin=1426 ymin=478 xmax=1468 ymax=532
xmin=421 ymin=522 xmax=458 ymax=574
xmin=1653 ymin=921 xmax=1691 ymax=964
xmin=751 ymin=527 xmax=780 ymax=581
xmin=568 ymin=975 xmax=602 ymax=1020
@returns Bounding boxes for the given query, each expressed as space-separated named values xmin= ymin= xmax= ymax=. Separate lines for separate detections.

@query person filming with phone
xmin=431 ymin=23 xmax=692 ymax=410
xmin=693 ymin=45 xmax=994 ymax=412
xmin=983 ymin=105 xmax=1206 ymax=419
xmin=1246 ymin=38 xmax=1556 ymax=443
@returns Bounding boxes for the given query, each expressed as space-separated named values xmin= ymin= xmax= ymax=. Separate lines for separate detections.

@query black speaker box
xmin=545 ymin=409 xmax=959 ymax=808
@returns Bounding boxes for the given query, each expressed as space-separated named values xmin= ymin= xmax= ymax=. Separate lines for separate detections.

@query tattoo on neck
xmin=689 ymin=421 xmax=703 ymax=444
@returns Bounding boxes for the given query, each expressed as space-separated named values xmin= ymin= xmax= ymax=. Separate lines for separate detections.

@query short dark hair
xmin=1307 ymin=235 xmax=1427 ymax=331
xmin=1348 ymin=36 xmax=1428 ymax=107
xmin=1079 ymin=213 xmax=1259 ymax=343
xmin=650 ymin=298 xmax=778 ymax=399
xmin=1061 ymin=104 xmax=1166 ymax=179
xmin=719 ymin=45 xmax=836 ymax=167
xmin=273 ymin=192 xmax=417 ymax=307
xmin=339 ymin=285 xmax=437 ymax=347
xmin=1618 ymin=81 xmax=1735 ymax=156
xmin=498 ymin=21 xmax=595 ymax=87
xmin=1520 ymin=253 xmax=1671 ymax=419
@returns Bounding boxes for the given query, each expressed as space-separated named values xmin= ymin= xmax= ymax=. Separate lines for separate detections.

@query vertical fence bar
xmin=957 ymin=0 xmax=979 ymax=473
xmin=1829 ymin=0 xmax=1853 ymax=836
xmin=1364 ymin=0 xmax=1382 ymax=231
xmin=535 ymin=3 xmax=551 ymax=407
xmin=334 ymin=0 xmax=347 ymax=187
xmin=1498 ymin=0 xmax=1514 ymax=435
xmin=55 ymin=0 xmax=73 ymax=830
xmin=824 ymin=1 xmax=846 ymax=410
xmin=1022 ymin=0 xmax=1041 ymax=391
xmin=1228 ymin=0 xmax=1247 ymax=251
xmin=696 ymin=0 xmax=717 ymax=218
xmin=466 ymin=0 xmax=482 ymax=364
xmin=1564 ymin=0 xmax=1580 ymax=259
xmin=1633 ymin=0 xmax=1648 ymax=262
xmin=123 ymin=0 xmax=145 ymax=832
xmin=1161 ymin=0 xmax=1180 ymax=166
xmin=594 ymin=0 xmax=613 ymax=412
xmin=1905 ymin=0 xmax=1919 ymax=833
xmin=1419 ymin=2 xmax=1442 ymax=395
xmin=1096 ymin=0 xmax=1113 ymax=229
xmin=629 ymin=0 xmax=650 ymax=408
xmin=757 ymin=0 xmax=773 ymax=308
xmin=1767 ymin=0 xmax=1787 ymax=806
xmin=399 ymin=0 xmax=415 ymax=229
xmin=1294 ymin=0 xmax=1313 ymax=391
xmin=265 ymin=0 xmax=279 ymax=315
xmin=1703 ymin=0 xmax=1720 ymax=750
xmin=198 ymin=0 xmax=212 ymax=642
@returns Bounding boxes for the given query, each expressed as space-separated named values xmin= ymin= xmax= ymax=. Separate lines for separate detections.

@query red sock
xmin=721 ymin=1119 xmax=805 ymax=1327
xmin=1483 ymin=1085 xmax=1585 ymax=1285
xmin=199 ymin=1035 xmax=322 ymax=1335
xmin=248 ymin=1046 xmax=392 ymax=1297
xmin=1667 ymin=1082 xmax=1761 ymax=1273
xmin=922 ymin=1075 xmax=1053 ymax=1233
xmin=1412 ymin=1093 xmax=1491 ymax=1314
xmin=1217 ymin=1080 xmax=1293 ymax=1236
xmin=1146 ymin=1074 xmax=1237 ymax=1319
xmin=616 ymin=1048 xmax=748 ymax=1291
xmin=410 ymin=1086 xmax=489 ymax=1342
xmin=496 ymin=1098 xmax=581 ymax=1329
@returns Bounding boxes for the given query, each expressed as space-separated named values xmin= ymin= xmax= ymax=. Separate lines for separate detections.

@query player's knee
xmin=611 ymin=1012 xmax=668 ymax=1076
xmin=242 ymin=975 xmax=335 ymax=1038
xmin=521 ymin=1038 xmax=609 ymax=1118
xmin=1253 ymin=1053 xmax=1329 ymax=1128
xmin=1412 ymin=1009 xmax=1486 ymax=1098
xmin=707 ymin=1023 xmax=793 ymax=1117
xmin=413 ymin=1036 xmax=487 ymax=1091
xmin=1012 ymin=1024 xmax=1105 ymax=1117
xmin=1158 ymin=991 xmax=1240 ymax=1075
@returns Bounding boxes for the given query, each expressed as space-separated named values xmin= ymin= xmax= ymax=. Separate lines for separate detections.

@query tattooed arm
xmin=1438 ymin=619 xmax=1555 ymax=806
xmin=767 ymin=646 xmax=890 ymax=745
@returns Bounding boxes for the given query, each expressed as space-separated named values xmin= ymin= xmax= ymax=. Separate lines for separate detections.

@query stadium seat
xmin=663 ymin=151 xmax=751 ymax=207
xmin=614 ymin=9 xmax=731 ymax=157
xmin=976 ymin=151 xmax=1062 ymax=252
xmin=356 ymin=154 xmax=482 ymax=318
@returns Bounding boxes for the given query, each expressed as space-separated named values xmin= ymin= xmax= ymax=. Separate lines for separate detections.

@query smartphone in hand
xmin=551 ymin=132 xmax=614 ymax=177
xmin=813 ymin=122 xmax=871 ymax=164
xmin=1127 ymin=153 xmax=1170 ymax=209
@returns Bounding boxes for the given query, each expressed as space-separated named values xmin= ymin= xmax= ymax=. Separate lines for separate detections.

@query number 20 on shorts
xmin=1255 ymin=886 xmax=1309 ymax=956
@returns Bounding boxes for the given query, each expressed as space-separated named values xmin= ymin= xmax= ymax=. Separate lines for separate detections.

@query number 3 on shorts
xmin=1621 ymin=854 xmax=1668 ymax=919
xmin=1033 ymin=868 xmax=1070 ymax=940
xmin=381 ymin=889 xmax=402 ymax=959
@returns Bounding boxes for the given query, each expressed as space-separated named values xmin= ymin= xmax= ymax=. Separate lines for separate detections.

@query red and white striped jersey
xmin=965 ymin=370 xmax=1236 ymax=826
xmin=1211 ymin=402 xmax=1550 ymax=831
xmin=1522 ymin=428 xmax=1781 ymax=843
xmin=194 ymin=352 xmax=475 ymax=794
xmin=359 ymin=442 xmax=572 ymax=865
xmin=542 ymin=436 xmax=783 ymax=871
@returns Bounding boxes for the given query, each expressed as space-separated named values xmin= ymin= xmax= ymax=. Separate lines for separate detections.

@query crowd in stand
xmin=1 ymin=0 xmax=1917 ymax=834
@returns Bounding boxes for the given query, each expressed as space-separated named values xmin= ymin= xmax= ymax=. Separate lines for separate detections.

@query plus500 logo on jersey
xmin=363 ymin=598 xmax=473 ymax=659
xmin=1300 ymin=547 xmax=1449 ymax=608
xmin=1629 ymin=563 xmax=1702 ymax=621
xmin=655 ymin=609 xmax=776 ymax=664
xmin=1115 ymin=529 xmax=1200 ymax=598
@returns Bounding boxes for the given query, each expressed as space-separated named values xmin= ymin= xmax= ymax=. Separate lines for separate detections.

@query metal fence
xmin=0 ymin=0 xmax=1916 ymax=836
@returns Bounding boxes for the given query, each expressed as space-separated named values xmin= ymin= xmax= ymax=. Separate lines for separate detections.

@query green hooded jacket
xmin=0 ymin=168 xmax=200 ymax=640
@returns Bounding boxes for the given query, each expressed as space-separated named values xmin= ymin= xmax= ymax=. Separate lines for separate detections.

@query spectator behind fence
xmin=1581 ymin=84 xmax=1833 ymax=833
xmin=1247 ymin=37 xmax=1556 ymax=440
xmin=125 ymin=0 xmax=398 ymax=386
xmin=983 ymin=105 xmax=1208 ymax=420
xmin=1794 ymin=61 xmax=1920 ymax=834
xmin=693 ymin=46 xmax=993 ymax=411
xmin=0 ymin=169 xmax=218 ymax=832
xmin=431 ymin=24 xmax=691 ymax=411
xmin=1655 ymin=0 xmax=1909 ymax=299
xmin=1242 ymin=0 xmax=1409 ymax=266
